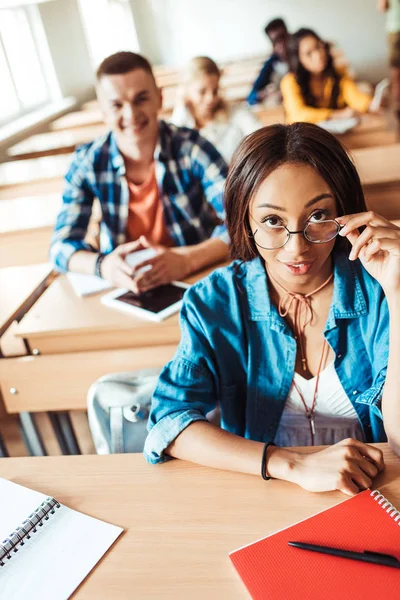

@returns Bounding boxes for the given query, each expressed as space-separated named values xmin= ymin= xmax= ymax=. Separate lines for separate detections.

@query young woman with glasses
xmin=145 ymin=122 xmax=400 ymax=496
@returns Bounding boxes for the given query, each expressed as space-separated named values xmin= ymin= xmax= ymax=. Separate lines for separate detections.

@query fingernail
xmin=349 ymin=251 xmax=354 ymax=260
xmin=339 ymin=228 xmax=346 ymax=237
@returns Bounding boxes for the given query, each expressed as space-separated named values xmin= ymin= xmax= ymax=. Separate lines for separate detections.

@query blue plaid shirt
xmin=50 ymin=120 xmax=229 ymax=272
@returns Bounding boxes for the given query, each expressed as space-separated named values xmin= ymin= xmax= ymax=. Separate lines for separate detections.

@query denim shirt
xmin=144 ymin=253 xmax=388 ymax=464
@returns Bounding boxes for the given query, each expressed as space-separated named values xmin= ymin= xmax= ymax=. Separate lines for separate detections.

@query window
xmin=78 ymin=0 xmax=140 ymax=68
xmin=0 ymin=4 xmax=59 ymax=126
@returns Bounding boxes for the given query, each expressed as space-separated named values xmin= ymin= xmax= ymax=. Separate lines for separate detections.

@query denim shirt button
xmin=337 ymin=354 xmax=342 ymax=359
xmin=353 ymin=390 xmax=358 ymax=395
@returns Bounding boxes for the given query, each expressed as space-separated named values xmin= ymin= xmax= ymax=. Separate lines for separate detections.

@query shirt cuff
xmin=354 ymin=378 xmax=386 ymax=406
xmin=210 ymin=224 xmax=230 ymax=245
xmin=144 ymin=410 xmax=207 ymax=464
xmin=50 ymin=240 xmax=97 ymax=273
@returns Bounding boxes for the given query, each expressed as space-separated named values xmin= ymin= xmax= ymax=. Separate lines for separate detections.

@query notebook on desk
xmin=230 ymin=489 xmax=400 ymax=600
xmin=0 ymin=478 xmax=123 ymax=600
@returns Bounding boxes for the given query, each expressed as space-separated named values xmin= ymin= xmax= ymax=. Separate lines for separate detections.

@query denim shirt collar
xmin=108 ymin=120 xmax=169 ymax=174
xmin=245 ymin=252 xmax=368 ymax=325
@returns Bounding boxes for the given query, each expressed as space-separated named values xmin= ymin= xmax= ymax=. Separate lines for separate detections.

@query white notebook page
xmin=0 ymin=478 xmax=123 ymax=600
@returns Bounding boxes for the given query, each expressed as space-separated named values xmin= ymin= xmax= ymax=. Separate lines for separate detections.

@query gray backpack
xmin=87 ymin=368 xmax=161 ymax=454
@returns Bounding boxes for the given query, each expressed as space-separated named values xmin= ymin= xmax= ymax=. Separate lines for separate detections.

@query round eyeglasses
xmin=252 ymin=220 xmax=343 ymax=250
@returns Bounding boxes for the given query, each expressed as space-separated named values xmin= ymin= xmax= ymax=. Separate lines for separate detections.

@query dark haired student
xmin=281 ymin=28 xmax=376 ymax=123
xmin=145 ymin=122 xmax=400 ymax=496
xmin=248 ymin=18 xmax=290 ymax=106
xmin=50 ymin=52 xmax=229 ymax=293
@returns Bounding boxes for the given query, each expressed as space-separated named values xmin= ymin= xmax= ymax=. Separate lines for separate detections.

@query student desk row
xmin=0 ymin=194 xmax=61 ymax=268
xmin=354 ymin=143 xmax=400 ymax=221
xmin=0 ymin=446 xmax=398 ymax=598
xmin=6 ymin=111 xmax=398 ymax=162
xmin=0 ymin=153 xmax=72 ymax=199
xmin=0 ymin=193 xmax=101 ymax=269
xmin=0 ymin=263 xmax=220 ymax=455
xmin=0 ymin=263 xmax=54 ymax=456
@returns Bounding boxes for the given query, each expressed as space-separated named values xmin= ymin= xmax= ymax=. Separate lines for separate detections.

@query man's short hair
xmin=96 ymin=51 xmax=155 ymax=82
xmin=264 ymin=18 xmax=287 ymax=39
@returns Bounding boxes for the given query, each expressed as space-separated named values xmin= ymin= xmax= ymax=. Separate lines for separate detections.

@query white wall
xmin=130 ymin=0 xmax=388 ymax=82
xmin=38 ymin=0 xmax=95 ymax=101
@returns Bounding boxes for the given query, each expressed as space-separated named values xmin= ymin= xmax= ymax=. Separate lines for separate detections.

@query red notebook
xmin=230 ymin=490 xmax=400 ymax=600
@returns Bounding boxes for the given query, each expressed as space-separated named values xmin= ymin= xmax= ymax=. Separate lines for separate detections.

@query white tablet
xmin=101 ymin=281 xmax=190 ymax=322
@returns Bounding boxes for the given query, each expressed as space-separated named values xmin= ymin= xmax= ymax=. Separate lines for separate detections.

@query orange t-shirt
xmin=126 ymin=164 xmax=173 ymax=247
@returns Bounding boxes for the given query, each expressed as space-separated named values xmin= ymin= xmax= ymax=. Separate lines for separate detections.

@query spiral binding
xmin=0 ymin=496 xmax=60 ymax=566
xmin=371 ymin=490 xmax=400 ymax=524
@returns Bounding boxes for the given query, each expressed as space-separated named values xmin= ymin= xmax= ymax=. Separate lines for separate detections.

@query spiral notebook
xmin=0 ymin=478 xmax=123 ymax=600
xmin=230 ymin=489 xmax=400 ymax=600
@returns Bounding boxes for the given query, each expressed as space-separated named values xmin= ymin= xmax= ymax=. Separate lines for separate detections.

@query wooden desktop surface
xmin=16 ymin=264 xmax=222 ymax=354
xmin=1 ymin=264 xmax=224 ymax=414
xmin=0 ymin=446 xmax=398 ymax=599
xmin=0 ymin=154 xmax=72 ymax=199
xmin=353 ymin=143 xmax=400 ymax=186
xmin=7 ymin=124 xmax=107 ymax=160
xmin=0 ymin=194 xmax=61 ymax=233
xmin=0 ymin=263 xmax=53 ymax=338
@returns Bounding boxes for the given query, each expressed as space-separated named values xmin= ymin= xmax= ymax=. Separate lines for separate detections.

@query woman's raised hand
xmin=337 ymin=212 xmax=400 ymax=295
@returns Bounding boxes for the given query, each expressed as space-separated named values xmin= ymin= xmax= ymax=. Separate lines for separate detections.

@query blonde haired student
xmin=281 ymin=28 xmax=375 ymax=124
xmin=171 ymin=56 xmax=261 ymax=163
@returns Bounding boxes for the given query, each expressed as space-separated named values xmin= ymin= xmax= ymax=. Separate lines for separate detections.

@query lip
xmin=279 ymin=260 xmax=315 ymax=276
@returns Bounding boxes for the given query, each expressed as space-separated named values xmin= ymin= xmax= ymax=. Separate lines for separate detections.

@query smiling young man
xmin=50 ymin=52 xmax=229 ymax=293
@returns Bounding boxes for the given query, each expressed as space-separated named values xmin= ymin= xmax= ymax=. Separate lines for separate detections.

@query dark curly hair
xmin=289 ymin=28 xmax=341 ymax=109
xmin=225 ymin=123 xmax=367 ymax=262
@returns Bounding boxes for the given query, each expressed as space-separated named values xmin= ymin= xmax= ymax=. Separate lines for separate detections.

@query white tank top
xmin=274 ymin=360 xmax=365 ymax=447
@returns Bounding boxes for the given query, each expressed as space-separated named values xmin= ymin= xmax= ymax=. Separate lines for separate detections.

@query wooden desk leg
xmin=19 ymin=412 xmax=46 ymax=456
xmin=49 ymin=412 xmax=81 ymax=455
xmin=0 ymin=434 xmax=9 ymax=457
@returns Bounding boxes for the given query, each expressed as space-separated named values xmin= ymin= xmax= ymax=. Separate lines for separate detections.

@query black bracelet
xmin=261 ymin=442 xmax=276 ymax=481
xmin=94 ymin=252 xmax=106 ymax=278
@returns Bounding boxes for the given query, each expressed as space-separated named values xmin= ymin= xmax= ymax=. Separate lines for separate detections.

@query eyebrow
xmin=109 ymin=89 xmax=150 ymax=102
xmin=256 ymin=193 xmax=334 ymax=211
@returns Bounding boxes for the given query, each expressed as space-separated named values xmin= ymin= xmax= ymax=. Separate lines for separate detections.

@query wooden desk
xmin=0 ymin=194 xmax=61 ymax=268
xmin=353 ymin=143 xmax=400 ymax=186
xmin=0 ymin=263 xmax=54 ymax=456
xmin=7 ymin=125 xmax=106 ymax=161
xmin=0 ymin=263 xmax=53 ymax=340
xmin=0 ymin=265 xmax=220 ymax=417
xmin=51 ymin=109 xmax=104 ymax=131
xmin=0 ymin=154 xmax=72 ymax=199
xmin=352 ymin=143 xmax=400 ymax=219
xmin=339 ymin=114 xmax=398 ymax=150
xmin=0 ymin=447 xmax=398 ymax=598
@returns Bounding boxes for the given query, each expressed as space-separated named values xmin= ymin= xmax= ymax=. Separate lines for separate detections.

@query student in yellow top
xmin=281 ymin=28 xmax=374 ymax=124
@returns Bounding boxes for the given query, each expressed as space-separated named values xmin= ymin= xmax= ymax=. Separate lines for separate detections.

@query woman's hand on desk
xmin=286 ymin=438 xmax=385 ymax=496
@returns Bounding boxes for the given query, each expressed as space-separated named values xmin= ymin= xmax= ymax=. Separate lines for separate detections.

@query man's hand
xmin=130 ymin=237 xmax=191 ymax=293
xmin=100 ymin=239 xmax=147 ymax=291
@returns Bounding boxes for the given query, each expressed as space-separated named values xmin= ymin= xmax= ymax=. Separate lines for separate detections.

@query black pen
xmin=288 ymin=541 xmax=400 ymax=569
